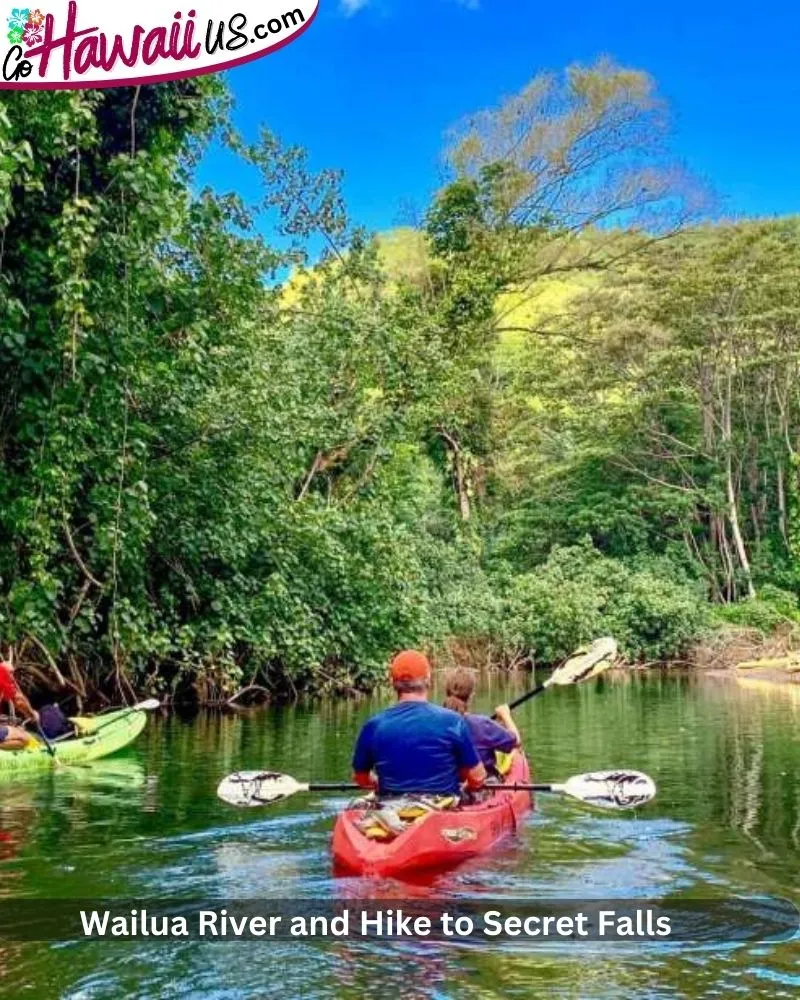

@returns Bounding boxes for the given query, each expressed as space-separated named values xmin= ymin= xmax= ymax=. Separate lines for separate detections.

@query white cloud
xmin=340 ymin=0 xmax=370 ymax=15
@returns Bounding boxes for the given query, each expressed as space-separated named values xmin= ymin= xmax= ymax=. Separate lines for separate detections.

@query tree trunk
xmin=723 ymin=374 xmax=755 ymax=599
xmin=454 ymin=449 xmax=471 ymax=522
xmin=438 ymin=429 xmax=471 ymax=521
xmin=777 ymin=462 xmax=789 ymax=549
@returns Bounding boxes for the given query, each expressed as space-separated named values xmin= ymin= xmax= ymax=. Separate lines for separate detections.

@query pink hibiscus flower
xmin=23 ymin=22 xmax=42 ymax=44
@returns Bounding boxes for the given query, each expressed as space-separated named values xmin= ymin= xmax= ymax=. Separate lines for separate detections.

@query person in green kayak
xmin=443 ymin=667 xmax=521 ymax=775
xmin=0 ymin=659 xmax=40 ymax=751
xmin=352 ymin=650 xmax=487 ymax=797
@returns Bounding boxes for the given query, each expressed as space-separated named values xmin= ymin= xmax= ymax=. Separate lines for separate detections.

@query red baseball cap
xmin=390 ymin=650 xmax=431 ymax=682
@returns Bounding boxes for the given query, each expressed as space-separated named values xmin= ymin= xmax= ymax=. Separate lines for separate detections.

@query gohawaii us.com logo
xmin=1 ymin=0 xmax=318 ymax=88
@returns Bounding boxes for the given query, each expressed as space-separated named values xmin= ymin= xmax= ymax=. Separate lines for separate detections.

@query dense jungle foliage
xmin=1 ymin=63 xmax=799 ymax=704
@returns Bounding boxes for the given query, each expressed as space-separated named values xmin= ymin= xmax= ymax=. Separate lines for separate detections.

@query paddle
xmin=35 ymin=721 xmax=57 ymax=757
xmin=23 ymin=698 xmax=160 ymax=771
xmin=501 ymin=636 xmax=619 ymax=715
xmin=21 ymin=698 xmax=160 ymax=748
xmin=217 ymin=768 xmax=656 ymax=811
xmin=35 ymin=698 xmax=161 ymax=749
xmin=73 ymin=698 xmax=161 ymax=737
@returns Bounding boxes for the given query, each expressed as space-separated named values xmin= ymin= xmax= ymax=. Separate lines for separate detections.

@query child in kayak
xmin=443 ymin=667 xmax=521 ymax=775
xmin=0 ymin=659 xmax=40 ymax=750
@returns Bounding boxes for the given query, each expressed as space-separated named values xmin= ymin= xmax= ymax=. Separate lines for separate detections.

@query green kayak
xmin=0 ymin=708 xmax=147 ymax=774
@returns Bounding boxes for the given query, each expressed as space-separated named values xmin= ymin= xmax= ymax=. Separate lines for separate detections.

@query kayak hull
xmin=331 ymin=752 xmax=532 ymax=878
xmin=0 ymin=708 xmax=147 ymax=774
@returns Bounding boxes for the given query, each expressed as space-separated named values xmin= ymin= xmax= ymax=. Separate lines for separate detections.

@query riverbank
xmin=689 ymin=624 xmax=800 ymax=689
xmin=8 ymin=619 xmax=800 ymax=713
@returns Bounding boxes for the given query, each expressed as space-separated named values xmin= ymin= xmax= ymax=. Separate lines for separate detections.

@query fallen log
xmin=736 ymin=655 xmax=800 ymax=671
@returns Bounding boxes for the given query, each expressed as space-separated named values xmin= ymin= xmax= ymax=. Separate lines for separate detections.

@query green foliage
xmin=3 ymin=64 xmax=784 ymax=704
xmin=711 ymin=585 xmax=800 ymax=634
xmin=0 ymin=84 xmax=520 ymax=700
xmin=426 ymin=178 xmax=484 ymax=257
xmin=501 ymin=541 xmax=708 ymax=662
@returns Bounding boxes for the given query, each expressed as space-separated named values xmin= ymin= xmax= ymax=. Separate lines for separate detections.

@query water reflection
xmin=0 ymin=671 xmax=798 ymax=998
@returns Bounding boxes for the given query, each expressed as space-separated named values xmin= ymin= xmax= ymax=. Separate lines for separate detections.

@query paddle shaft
xmin=36 ymin=723 xmax=57 ymax=757
xmin=506 ymin=682 xmax=547 ymax=712
xmin=89 ymin=702 xmax=157 ymax=736
xmin=489 ymin=679 xmax=548 ymax=720
xmin=303 ymin=781 xmax=555 ymax=794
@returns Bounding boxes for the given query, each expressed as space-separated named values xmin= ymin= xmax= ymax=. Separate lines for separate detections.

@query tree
xmin=497 ymin=219 xmax=800 ymax=605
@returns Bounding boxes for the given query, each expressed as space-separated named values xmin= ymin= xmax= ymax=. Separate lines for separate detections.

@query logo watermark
xmin=1 ymin=0 xmax=318 ymax=89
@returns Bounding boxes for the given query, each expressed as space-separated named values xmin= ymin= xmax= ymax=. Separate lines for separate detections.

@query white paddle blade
xmin=217 ymin=771 xmax=306 ymax=807
xmin=559 ymin=769 xmax=656 ymax=810
xmin=135 ymin=699 xmax=161 ymax=711
xmin=549 ymin=637 xmax=618 ymax=686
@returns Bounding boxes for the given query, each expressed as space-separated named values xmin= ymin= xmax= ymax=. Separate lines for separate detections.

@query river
xmin=1 ymin=671 xmax=798 ymax=998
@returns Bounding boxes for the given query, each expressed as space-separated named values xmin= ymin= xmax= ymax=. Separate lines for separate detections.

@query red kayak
xmin=331 ymin=752 xmax=533 ymax=878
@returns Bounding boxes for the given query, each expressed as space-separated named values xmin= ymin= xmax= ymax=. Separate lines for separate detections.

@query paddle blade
xmin=136 ymin=698 xmax=161 ymax=711
xmin=217 ymin=771 xmax=306 ymax=807
xmin=548 ymin=637 xmax=618 ymax=686
xmin=559 ymin=769 xmax=656 ymax=810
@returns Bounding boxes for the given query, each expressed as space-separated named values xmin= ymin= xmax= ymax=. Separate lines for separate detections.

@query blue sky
xmin=199 ymin=0 xmax=800 ymax=233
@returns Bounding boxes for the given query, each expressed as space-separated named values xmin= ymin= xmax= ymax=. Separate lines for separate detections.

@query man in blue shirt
xmin=352 ymin=650 xmax=487 ymax=797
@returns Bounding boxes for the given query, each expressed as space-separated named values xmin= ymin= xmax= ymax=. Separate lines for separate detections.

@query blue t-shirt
xmin=465 ymin=714 xmax=517 ymax=770
xmin=352 ymin=701 xmax=480 ymax=796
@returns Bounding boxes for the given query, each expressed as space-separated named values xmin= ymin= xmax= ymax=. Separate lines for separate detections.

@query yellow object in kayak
xmin=70 ymin=716 xmax=99 ymax=737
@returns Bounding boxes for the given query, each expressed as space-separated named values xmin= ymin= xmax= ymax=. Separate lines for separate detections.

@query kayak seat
xmin=356 ymin=795 xmax=459 ymax=841
xmin=361 ymin=823 xmax=392 ymax=840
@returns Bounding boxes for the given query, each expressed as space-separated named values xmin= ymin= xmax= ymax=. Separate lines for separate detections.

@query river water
xmin=0 ymin=671 xmax=798 ymax=998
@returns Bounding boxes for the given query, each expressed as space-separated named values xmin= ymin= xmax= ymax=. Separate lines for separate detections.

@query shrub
xmin=499 ymin=539 xmax=708 ymax=663
xmin=711 ymin=584 xmax=800 ymax=635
